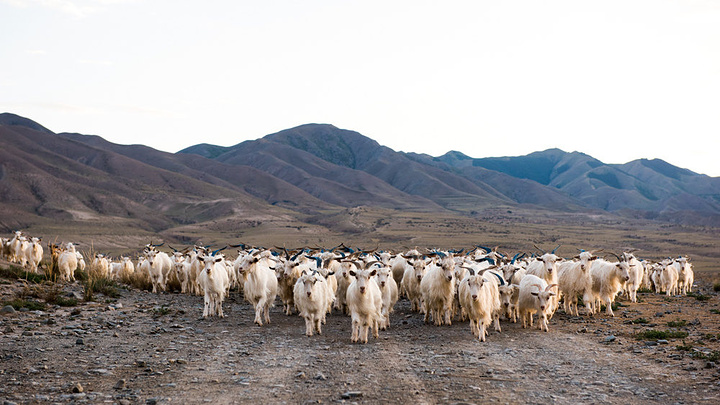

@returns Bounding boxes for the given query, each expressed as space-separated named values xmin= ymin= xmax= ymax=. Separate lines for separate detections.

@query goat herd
xmin=1 ymin=231 xmax=696 ymax=344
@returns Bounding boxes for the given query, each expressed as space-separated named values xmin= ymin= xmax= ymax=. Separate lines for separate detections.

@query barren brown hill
xmin=0 ymin=116 xmax=293 ymax=235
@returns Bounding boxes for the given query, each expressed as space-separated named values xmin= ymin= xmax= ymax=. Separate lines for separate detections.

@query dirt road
xmin=1 ymin=279 xmax=719 ymax=404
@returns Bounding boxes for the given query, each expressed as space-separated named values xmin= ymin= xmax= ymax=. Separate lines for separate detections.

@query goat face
xmin=540 ymin=253 xmax=559 ymax=274
xmin=467 ymin=275 xmax=485 ymax=301
xmin=350 ymin=269 xmax=377 ymax=295
xmin=616 ymin=261 xmax=631 ymax=282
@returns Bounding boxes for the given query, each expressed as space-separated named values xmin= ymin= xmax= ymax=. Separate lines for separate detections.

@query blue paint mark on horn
xmin=491 ymin=272 xmax=506 ymax=286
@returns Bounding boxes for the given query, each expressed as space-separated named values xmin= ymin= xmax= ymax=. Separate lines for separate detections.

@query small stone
xmin=295 ymin=371 xmax=307 ymax=379
xmin=70 ymin=309 xmax=82 ymax=316
xmin=603 ymin=335 xmax=616 ymax=343
xmin=176 ymin=359 xmax=188 ymax=364
xmin=315 ymin=373 xmax=327 ymax=380
xmin=0 ymin=305 xmax=16 ymax=315
xmin=22 ymin=330 xmax=34 ymax=336
xmin=657 ymin=339 xmax=669 ymax=345
xmin=705 ymin=362 xmax=716 ymax=369
xmin=341 ymin=391 xmax=363 ymax=399
xmin=76 ymin=338 xmax=84 ymax=345
xmin=114 ymin=379 xmax=127 ymax=389
xmin=3 ymin=326 xmax=13 ymax=333
xmin=72 ymin=382 xmax=84 ymax=393
xmin=645 ymin=341 xmax=659 ymax=346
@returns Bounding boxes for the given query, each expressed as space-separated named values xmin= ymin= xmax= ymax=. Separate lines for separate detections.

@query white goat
xmin=144 ymin=247 xmax=173 ymax=293
xmin=346 ymin=264 xmax=383 ymax=343
xmin=401 ymin=257 xmax=427 ymax=312
xmin=458 ymin=269 xmax=501 ymax=341
xmin=57 ymin=243 xmax=78 ymax=282
xmin=621 ymin=251 xmax=644 ymax=303
xmin=293 ymin=270 xmax=334 ymax=336
xmin=7 ymin=231 xmax=23 ymax=263
xmin=557 ymin=250 xmax=597 ymax=316
xmin=335 ymin=261 xmax=357 ymax=314
xmin=198 ymin=253 xmax=230 ymax=318
xmin=374 ymin=265 xmax=398 ymax=330
xmin=497 ymin=284 xmax=520 ymax=323
xmin=525 ymin=251 xmax=561 ymax=317
xmin=676 ymin=256 xmax=694 ymax=295
xmin=92 ymin=253 xmax=110 ymax=278
xmin=420 ymin=255 xmax=456 ymax=326
xmin=518 ymin=274 xmax=557 ymax=332
xmin=658 ymin=259 xmax=680 ymax=296
xmin=24 ymin=237 xmax=43 ymax=273
xmin=238 ymin=251 xmax=278 ymax=326
xmin=589 ymin=258 xmax=631 ymax=316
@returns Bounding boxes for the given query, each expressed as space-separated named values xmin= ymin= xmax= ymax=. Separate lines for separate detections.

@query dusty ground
xmin=1 ymin=270 xmax=720 ymax=405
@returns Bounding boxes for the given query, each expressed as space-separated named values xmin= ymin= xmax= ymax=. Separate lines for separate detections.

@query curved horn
xmin=545 ymin=283 xmax=559 ymax=292
xmin=491 ymin=271 xmax=506 ymax=286
xmin=307 ymin=255 xmax=322 ymax=269
xmin=533 ymin=244 xmax=546 ymax=254
xmin=211 ymin=246 xmax=228 ymax=256
xmin=364 ymin=260 xmax=380 ymax=270
xmin=551 ymin=244 xmax=561 ymax=254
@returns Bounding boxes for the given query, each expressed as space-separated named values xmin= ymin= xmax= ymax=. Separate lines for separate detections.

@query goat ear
xmin=531 ymin=291 xmax=539 ymax=296
xmin=370 ymin=269 xmax=377 ymax=277
xmin=548 ymin=292 xmax=556 ymax=297
xmin=349 ymin=270 xmax=356 ymax=277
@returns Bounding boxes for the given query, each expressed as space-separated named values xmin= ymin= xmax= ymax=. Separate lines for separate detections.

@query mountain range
xmin=1 ymin=112 xmax=719 ymax=240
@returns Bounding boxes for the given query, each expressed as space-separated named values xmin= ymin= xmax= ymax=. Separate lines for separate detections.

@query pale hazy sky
xmin=2 ymin=0 xmax=720 ymax=176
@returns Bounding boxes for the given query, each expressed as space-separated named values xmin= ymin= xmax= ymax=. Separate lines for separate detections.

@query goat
xmin=518 ymin=274 xmax=557 ymax=332
xmin=237 ymin=250 xmax=278 ymax=326
xmin=346 ymin=262 xmax=383 ymax=343
xmin=293 ymin=270 xmax=334 ymax=336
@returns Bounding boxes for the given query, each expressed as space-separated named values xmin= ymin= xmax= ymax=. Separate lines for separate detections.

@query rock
xmin=115 ymin=379 xmax=127 ymax=389
xmin=603 ymin=335 xmax=616 ymax=343
xmin=295 ymin=371 xmax=307 ymax=379
xmin=645 ymin=341 xmax=659 ymax=346
xmin=657 ymin=340 xmax=669 ymax=345
xmin=70 ymin=308 xmax=82 ymax=316
xmin=76 ymin=338 xmax=84 ymax=345
xmin=22 ymin=330 xmax=34 ymax=336
xmin=0 ymin=305 xmax=16 ymax=315
xmin=315 ymin=373 xmax=327 ymax=380
xmin=72 ymin=382 xmax=84 ymax=393
xmin=341 ymin=391 xmax=363 ymax=399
